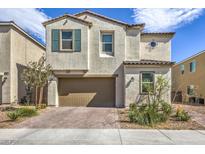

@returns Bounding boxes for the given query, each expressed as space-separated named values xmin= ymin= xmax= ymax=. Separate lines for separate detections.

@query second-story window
xmin=61 ymin=30 xmax=73 ymax=50
xmin=101 ymin=32 xmax=113 ymax=53
xmin=190 ymin=60 xmax=196 ymax=73
xmin=180 ymin=64 xmax=184 ymax=74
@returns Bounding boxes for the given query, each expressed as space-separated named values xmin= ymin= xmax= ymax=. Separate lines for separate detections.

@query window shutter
xmin=74 ymin=29 xmax=81 ymax=52
xmin=52 ymin=29 xmax=60 ymax=51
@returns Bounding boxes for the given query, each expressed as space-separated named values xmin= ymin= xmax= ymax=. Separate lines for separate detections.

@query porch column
xmin=47 ymin=76 xmax=59 ymax=107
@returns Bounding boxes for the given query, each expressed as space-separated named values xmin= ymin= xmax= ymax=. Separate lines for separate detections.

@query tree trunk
xmin=38 ymin=86 xmax=44 ymax=106
xmin=35 ymin=87 xmax=38 ymax=107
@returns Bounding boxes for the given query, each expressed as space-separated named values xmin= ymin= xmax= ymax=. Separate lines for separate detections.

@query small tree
xmin=144 ymin=75 xmax=170 ymax=105
xmin=128 ymin=76 xmax=172 ymax=126
xmin=22 ymin=56 xmax=52 ymax=107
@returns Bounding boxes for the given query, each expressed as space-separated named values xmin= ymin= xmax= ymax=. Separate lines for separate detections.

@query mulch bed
xmin=117 ymin=108 xmax=205 ymax=130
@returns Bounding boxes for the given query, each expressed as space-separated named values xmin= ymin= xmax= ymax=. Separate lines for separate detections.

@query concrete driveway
xmin=13 ymin=107 xmax=119 ymax=128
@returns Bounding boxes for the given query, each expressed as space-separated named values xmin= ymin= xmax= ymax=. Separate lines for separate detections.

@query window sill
xmin=100 ymin=52 xmax=114 ymax=58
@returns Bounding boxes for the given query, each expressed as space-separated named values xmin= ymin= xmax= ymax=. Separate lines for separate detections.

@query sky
xmin=0 ymin=8 xmax=204 ymax=62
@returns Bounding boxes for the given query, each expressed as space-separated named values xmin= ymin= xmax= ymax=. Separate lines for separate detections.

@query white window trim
xmin=101 ymin=32 xmax=114 ymax=55
xmin=60 ymin=30 xmax=74 ymax=51
xmin=140 ymin=72 xmax=155 ymax=94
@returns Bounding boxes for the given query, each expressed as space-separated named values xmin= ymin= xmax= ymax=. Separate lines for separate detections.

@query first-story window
xmin=187 ymin=85 xmax=195 ymax=95
xmin=141 ymin=72 xmax=154 ymax=93
xmin=61 ymin=30 xmax=73 ymax=50
xmin=101 ymin=32 xmax=113 ymax=53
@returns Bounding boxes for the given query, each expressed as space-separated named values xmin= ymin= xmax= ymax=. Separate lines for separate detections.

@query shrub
xmin=17 ymin=108 xmax=38 ymax=117
xmin=7 ymin=112 xmax=19 ymax=121
xmin=36 ymin=104 xmax=47 ymax=110
xmin=128 ymin=102 xmax=172 ymax=126
xmin=176 ymin=107 xmax=190 ymax=121
xmin=161 ymin=102 xmax=172 ymax=116
xmin=129 ymin=103 xmax=137 ymax=111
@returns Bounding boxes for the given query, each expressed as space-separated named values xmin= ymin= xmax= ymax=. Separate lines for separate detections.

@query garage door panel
xmin=58 ymin=78 xmax=115 ymax=107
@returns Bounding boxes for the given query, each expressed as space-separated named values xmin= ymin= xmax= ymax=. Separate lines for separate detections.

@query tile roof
xmin=123 ymin=59 xmax=175 ymax=65
xmin=141 ymin=32 xmax=175 ymax=36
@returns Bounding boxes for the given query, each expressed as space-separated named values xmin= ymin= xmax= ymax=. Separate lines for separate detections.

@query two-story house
xmin=43 ymin=10 xmax=175 ymax=107
xmin=0 ymin=21 xmax=45 ymax=104
xmin=172 ymin=50 xmax=205 ymax=104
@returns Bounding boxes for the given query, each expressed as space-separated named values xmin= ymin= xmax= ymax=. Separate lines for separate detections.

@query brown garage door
xmin=58 ymin=78 xmax=115 ymax=107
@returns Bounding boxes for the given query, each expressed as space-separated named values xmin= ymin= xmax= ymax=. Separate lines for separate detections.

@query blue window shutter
xmin=74 ymin=29 xmax=81 ymax=52
xmin=52 ymin=29 xmax=59 ymax=51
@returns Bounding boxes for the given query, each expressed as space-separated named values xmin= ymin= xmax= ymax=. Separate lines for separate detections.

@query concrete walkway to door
xmin=13 ymin=107 xmax=119 ymax=128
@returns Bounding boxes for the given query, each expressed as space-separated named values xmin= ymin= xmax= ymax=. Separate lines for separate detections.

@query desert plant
xmin=36 ymin=103 xmax=47 ymax=110
xmin=128 ymin=76 xmax=173 ymax=126
xmin=22 ymin=56 xmax=52 ymax=107
xmin=160 ymin=101 xmax=172 ymax=116
xmin=176 ymin=107 xmax=190 ymax=121
xmin=128 ymin=102 xmax=172 ymax=126
xmin=7 ymin=112 xmax=19 ymax=121
xmin=17 ymin=108 xmax=38 ymax=117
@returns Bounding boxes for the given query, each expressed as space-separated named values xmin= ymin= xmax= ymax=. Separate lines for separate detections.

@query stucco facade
xmin=44 ymin=10 xmax=174 ymax=107
xmin=172 ymin=50 xmax=205 ymax=103
xmin=0 ymin=22 xmax=45 ymax=104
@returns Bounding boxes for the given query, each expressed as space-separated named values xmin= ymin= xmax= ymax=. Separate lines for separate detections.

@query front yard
xmin=1 ymin=104 xmax=205 ymax=129
xmin=117 ymin=104 xmax=205 ymax=130
xmin=0 ymin=105 xmax=47 ymax=128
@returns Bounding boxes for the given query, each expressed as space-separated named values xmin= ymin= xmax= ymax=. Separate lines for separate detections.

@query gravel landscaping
xmin=117 ymin=108 xmax=205 ymax=130
xmin=0 ymin=105 xmax=46 ymax=128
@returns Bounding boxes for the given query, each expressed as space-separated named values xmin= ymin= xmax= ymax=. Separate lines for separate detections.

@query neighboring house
xmin=0 ymin=21 xmax=45 ymax=104
xmin=172 ymin=50 xmax=205 ymax=104
xmin=43 ymin=10 xmax=175 ymax=107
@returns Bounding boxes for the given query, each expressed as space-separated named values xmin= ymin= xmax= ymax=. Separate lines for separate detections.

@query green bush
xmin=128 ymin=102 xmax=172 ymax=126
xmin=36 ymin=104 xmax=47 ymax=110
xmin=176 ymin=107 xmax=190 ymax=121
xmin=129 ymin=103 xmax=137 ymax=111
xmin=17 ymin=108 xmax=38 ymax=117
xmin=7 ymin=112 xmax=19 ymax=121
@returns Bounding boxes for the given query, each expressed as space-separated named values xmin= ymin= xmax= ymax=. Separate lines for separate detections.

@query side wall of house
xmin=0 ymin=26 xmax=11 ymax=104
xmin=172 ymin=52 xmax=205 ymax=102
xmin=10 ymin=27 xmax=45 ymax=103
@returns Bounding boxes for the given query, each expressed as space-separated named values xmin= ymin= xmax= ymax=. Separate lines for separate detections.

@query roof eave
xmin=75 ymin=10 xmax=145 ymax=29
xmin=0 ymin=21 xmax=45 ymax=50
xmin=42 ymin=14 xmax=92 ymax=27
xmin=141 ymin=32 xmax=175 ymax=38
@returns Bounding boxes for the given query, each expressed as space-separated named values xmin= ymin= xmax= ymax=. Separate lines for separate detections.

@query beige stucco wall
xmin=10 ymin=27 xmax=45 ymax=103
xmin=126 ymin=29 xmax=140 ymax=60
xmin=140 ymin=35 xmax=171 ymax=61
xmin=46 ymin=14 xmax=173 ymax=107
xmin=0 ymin=25 xmax=45 ymax=104
xmin=0 ymin=26 xmax=11 ymax=103
xmin=124 ymin=65 xmax=171 ymax=106
xmin=172 ymin=52 xmax=205 ymax=102
xmin=46 ymin=17 xmax=89 ymax=70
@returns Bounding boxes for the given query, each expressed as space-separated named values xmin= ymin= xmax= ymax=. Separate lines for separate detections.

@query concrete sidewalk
xmin=0 ymin=129 xmax=205 ymax=145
